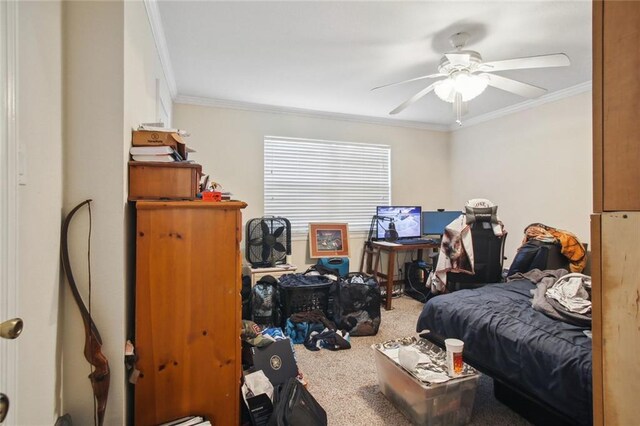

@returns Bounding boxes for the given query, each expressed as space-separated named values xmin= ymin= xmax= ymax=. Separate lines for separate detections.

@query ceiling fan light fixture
xmin=455 ymin=72 xmax=488 ymax=101
xmin=435 ymin=71 xmax=488 ymax=103
xmin=434 ymin=78 xmax=456 ymax=102
xmin=374 ymin=31 xmax=570 ymax=124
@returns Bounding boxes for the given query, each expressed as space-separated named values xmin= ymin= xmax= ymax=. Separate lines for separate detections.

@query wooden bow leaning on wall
xmin=61 ymin=199 xmax=110 ymax=426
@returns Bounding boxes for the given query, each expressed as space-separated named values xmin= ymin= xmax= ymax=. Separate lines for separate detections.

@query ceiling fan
xmin=372 ymin=32 xmax=571 ymax=125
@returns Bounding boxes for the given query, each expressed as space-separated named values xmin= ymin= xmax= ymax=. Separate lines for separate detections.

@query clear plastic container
xmin=373 ymin=343 xmax=479 ymax=425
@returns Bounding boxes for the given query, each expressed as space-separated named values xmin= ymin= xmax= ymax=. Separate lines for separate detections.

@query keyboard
xmin=395 ymin=238 xmax=439 ymax=245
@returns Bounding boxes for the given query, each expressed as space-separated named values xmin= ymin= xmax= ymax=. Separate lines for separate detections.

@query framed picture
xmin=309 ymin=223 xmax=350 ymax=258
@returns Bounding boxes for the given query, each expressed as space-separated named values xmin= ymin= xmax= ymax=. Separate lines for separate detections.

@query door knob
xmin=0 ymin=393 xmax=8 ymax=423
xmin=0 ymin=318 xmax=23 ymax=339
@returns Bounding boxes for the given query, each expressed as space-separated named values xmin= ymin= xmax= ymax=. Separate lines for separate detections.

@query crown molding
xmin=143 ymin=0 xmax=177 ymax=98
xmin=450 ymin=80 xmax=592 ymax=131
xmin=175 ymin=83 xmax=591 ymax=133
xmin=174 ymin=95 xmax=451 ymax=132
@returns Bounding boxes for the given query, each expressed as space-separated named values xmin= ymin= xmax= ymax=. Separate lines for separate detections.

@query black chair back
xmin=447 ymin=205 xmax=506 ymax=291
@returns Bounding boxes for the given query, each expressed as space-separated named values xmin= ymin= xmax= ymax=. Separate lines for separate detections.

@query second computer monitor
xmin=422 ymin=210 xmax=462 ymax=236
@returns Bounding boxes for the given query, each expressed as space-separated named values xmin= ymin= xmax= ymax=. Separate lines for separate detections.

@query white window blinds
xmin=264 ymin=136 xmax=391 ymax=234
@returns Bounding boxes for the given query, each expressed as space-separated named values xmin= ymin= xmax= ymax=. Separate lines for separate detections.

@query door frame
xmin=0 ymin=0 xmax=19 ymax=423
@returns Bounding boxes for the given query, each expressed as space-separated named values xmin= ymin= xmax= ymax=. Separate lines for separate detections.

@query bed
xmin=416 ymin=279 xmax=592 ymax=426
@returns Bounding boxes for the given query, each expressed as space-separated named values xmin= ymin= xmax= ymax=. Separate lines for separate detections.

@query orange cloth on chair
xmin=523 ymin=223 xmax=587 ymax=273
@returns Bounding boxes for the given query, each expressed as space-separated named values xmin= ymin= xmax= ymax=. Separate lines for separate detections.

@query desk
xmin=246 ymin=264 xmax=297 ymax=285
xmin=369 ymin=241 xmax=438 ymax=310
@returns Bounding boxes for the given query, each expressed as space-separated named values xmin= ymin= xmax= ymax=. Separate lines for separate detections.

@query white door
xmin=0 ymin=1 xmax=20 ymax=423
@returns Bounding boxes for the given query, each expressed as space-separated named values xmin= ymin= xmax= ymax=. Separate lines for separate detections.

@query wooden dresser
xmin=592 ymin=1 xmax=640 ymax=425
xmin=134 ymin=200 xmax=247 ymax=426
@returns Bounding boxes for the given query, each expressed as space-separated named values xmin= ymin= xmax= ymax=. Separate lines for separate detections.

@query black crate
xmin=279 ymin=283 xmax=333 ymax=321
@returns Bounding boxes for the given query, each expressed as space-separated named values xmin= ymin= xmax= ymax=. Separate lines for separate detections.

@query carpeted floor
xmin=295 ymin=295 xmax=532 ymax=425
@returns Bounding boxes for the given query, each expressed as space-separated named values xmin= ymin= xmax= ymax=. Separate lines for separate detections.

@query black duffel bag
xmin=331 ymin=273 xmax=381 ymax=336
xmin=269 ymin=377 xmax=327 ymax=426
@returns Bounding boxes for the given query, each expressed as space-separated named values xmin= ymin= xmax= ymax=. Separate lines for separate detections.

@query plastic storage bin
xmin=373 ymin=343 xmax=478 ymax=425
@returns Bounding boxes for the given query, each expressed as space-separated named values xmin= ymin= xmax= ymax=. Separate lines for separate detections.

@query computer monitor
xmin=422 ymin=210 xmax=462 ymax=236
xmin=376 ymin=206 xmax=422 ymax=240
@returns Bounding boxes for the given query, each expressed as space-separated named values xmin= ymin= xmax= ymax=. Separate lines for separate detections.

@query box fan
xmin=245 ymin=217 xmax=292 ymax=268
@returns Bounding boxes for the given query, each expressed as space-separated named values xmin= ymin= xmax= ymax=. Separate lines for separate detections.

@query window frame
xmin=263 ymin=135 xmax=391 ymax=239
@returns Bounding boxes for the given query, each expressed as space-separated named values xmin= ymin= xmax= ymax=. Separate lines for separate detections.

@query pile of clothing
xmin=285 ymin=309 xmax=351 ymax=351
xmin=519 ymin=223 xmax=587 ymax=272
xmin=509 ymin=269 xmax=592 ymax=326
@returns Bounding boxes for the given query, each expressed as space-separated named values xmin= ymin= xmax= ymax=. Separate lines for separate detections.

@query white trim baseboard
xmin=450 ymin=81 xmax=593 ymax=131
xmin=143 ymin=0 xmax=177 ymax=98
xmin=174 ymin=94 xmax=451 ymax=132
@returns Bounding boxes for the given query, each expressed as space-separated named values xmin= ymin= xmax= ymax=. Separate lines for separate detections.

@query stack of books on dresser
xmin=130 ymin=145 xmax=183 ymax=162
xmin=130 ymin=124 xmax=195 ymax=163
xmin=159 ymin=416 xmax=211 ymax=426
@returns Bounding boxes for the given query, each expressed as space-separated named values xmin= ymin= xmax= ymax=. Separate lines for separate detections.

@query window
xmin=264 ymin=136 xmax=391 ymax=235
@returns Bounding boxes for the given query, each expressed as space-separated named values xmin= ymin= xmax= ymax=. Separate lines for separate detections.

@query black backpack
xmin=251 ymin=275 xmax=282 ymax=327
xmin=331 ymin=273 xmax=381 ymax=336
xmin=507 ymin=240 xmax=569 ymax=277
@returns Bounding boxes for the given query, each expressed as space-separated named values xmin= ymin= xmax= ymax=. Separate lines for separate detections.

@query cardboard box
xmin=128 ymin=161 xmax=201 ymax=201
xmin=132 ymin=130 xmax=187 ymax=160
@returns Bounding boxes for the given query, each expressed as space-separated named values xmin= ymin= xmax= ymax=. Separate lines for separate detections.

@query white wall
xmin=63 ymin=1 xmax=127 ymax=424
xmin=62 ymin=1 xmax=173 ymax=424
xmin=16 ymin=1 xmax=63 ymax=424
xmin=124 ymin=1 xmax=173 ymax=129
xmin=173 ymin=94 xmax=591 ymax=276
xmin=450 ymin=91 xmax=592 ymax=265
xmin=173 ymin=104 xmax=451 ymax=273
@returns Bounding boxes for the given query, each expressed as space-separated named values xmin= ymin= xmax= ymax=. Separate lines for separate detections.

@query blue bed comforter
xmin=416 ymin=279 xmax=592 ymax=425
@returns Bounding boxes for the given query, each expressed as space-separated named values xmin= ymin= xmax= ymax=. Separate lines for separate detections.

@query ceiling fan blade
xmin=371 ymin=73 xmax=445 ymax=91
xmin=390 ymin=82 xmax=438 ymax=115
xmin=445 ymin=53 xmax=471 ymax=67
xmin=482 ymin=73 xmax=547 ymax=98
xmin=481 ymin=53 xmax=570 ymax=72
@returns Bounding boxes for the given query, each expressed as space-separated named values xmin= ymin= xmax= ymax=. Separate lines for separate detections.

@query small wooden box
xmin=128 ymin=161 xmax=201 ymax=201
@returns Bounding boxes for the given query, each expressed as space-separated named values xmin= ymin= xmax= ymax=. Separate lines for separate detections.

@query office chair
xmin=447 ymin=205 xmax=507 ymax=291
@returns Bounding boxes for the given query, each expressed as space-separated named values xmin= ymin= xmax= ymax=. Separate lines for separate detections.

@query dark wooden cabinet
xmin=134 ymin=200 xmax=246 ymax=426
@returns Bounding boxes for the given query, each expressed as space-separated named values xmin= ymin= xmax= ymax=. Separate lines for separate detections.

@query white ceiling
xmin=156 ymin=1 xmax=592 ymax=128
